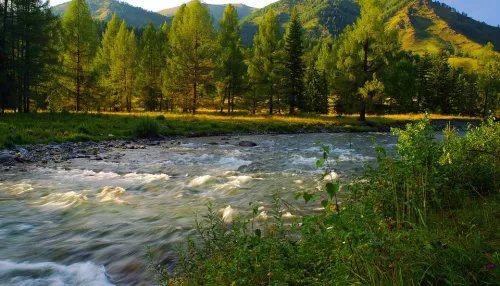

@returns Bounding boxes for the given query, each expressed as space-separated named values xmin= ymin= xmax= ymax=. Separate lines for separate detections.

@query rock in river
xmin=238 ymin=141 xmax=257 ymax=147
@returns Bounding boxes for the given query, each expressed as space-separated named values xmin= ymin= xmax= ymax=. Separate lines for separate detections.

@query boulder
xmin=0 ymin=153 xmax=15 ymax=166
xmin=238 ymin=141 xmax=257 ymax=147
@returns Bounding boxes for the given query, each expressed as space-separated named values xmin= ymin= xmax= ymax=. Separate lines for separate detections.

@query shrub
xmin=133 ymin=117 xmax=160 ymax=138
xmin=156 ymin=115 xmax=166 ymax=121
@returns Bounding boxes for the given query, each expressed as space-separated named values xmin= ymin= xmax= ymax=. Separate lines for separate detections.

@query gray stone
xmin=238 ymin=141 xmax=257 ymax=147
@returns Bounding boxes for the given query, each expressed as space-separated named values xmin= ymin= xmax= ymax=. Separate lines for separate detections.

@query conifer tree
xmin=61 ymin=0 xmax=99 ymax=111
xmin=335 ymin=0 xmax=398 ymax=121
xmin=138 ymin=22 xmax=161 ymax=111
xmin=94 ymin=13 xmax=120 ymax=109
xmin=167 ymin=0 xmax=217 ymax=114
xmin=157 ymin=22 xmax=169 ymax=111
xmin=217 ymin=4 xmax=245 ymax=113
xmin=247 ymin=8 xmax=281 ymax=115
xmin=478 ymin=42 xmax=500 ymax=117
xmin=284 ymin=7 xmax=305 ymax=114
xmin=109 ymin=21 xmax=136 ymax=111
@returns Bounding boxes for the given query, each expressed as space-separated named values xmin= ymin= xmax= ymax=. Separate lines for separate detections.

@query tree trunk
xmin=0 ymin=0 xmax=8 ymax=113
xmin=192 ymin=82 xmax=197 ymax=115
xmin=360 ymin=39 xmax=369 ymax=122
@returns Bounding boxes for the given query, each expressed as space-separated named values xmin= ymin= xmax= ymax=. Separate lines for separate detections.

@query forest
xmin=0 ymin=0 xmax=499 ymax=120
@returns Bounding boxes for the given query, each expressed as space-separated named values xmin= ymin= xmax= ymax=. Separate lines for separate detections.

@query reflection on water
xmin=0 ymin=133 xmax=397 ymax=285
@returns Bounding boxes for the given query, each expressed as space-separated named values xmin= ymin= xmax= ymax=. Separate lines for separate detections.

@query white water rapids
xmin=0 ymin=133 xmax=397 ymax=285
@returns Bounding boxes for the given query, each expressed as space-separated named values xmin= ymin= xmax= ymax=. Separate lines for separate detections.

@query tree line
xmin=0 ymin=0 xmax=498 ymax=119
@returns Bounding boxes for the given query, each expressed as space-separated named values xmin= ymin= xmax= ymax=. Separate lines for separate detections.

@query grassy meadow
xmin=0 ymin=111 xmax=480 ymax=149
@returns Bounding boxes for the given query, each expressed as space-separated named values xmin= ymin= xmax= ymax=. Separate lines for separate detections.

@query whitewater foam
xmin=0 ymin=260 xmax=114 ymax=285
xmin=187 ymin=175 xmax=214 ymax=187
xmin=37 ymin=191 xmax=88 ymax=209
xmin=97 ymin=187 xmax=127 ymax=204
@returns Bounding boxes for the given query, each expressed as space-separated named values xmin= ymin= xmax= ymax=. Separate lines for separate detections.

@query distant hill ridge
xmin=158 ymin=1 xmax=259 ymax=24
xmin=52 ymin=0 xmax=500 ymax=59
xmin=52 ymin=0 xmax=170 ymax=27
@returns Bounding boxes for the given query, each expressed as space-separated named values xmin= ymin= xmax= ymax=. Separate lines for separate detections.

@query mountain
xmin=239 ymin=0 xmax=500 ymax=57
xmin=158 ymin=2 xmax=259 ymax=24
xmin=240 ymin=0 xmax=360 ymax=45
xmin=52 ymin=0 xmax=170 ymax=28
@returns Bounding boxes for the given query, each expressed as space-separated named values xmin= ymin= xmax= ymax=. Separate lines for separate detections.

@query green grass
xmin=0 ymin=111 xmax=479 ymax=149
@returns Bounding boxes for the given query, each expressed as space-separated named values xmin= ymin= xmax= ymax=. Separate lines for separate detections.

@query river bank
xmin=0 ymin=112 xmax=481 ymax=167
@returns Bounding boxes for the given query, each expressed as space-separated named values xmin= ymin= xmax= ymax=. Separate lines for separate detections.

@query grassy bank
xmin=149 ymin=117 xmax=499 ymax=285
xmin=0 ymin=111 xmax=480 ymax=149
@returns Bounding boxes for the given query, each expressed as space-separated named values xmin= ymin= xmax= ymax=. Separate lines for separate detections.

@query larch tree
xmin=94 ymin=13 xmax=120 ymax=110
xmin=138 ymin=22 xmax=161 ymax=111
xmin=335 ymin=0 xmax=398 ymax=121
xmin=157 ymin=22 xmax=169 ymax=111
xmin=109 ymin=21 xmax=136 ymax=112
xmin=217 ymin=4 xmax=245 ymax=113
xmin=284 ymin=6 xmax=305 ymax=114
xmin=61 ymin=0 xmax=99 ymax=111
xmin=478 ymin=42 xmax=500 ymax=117
xmin=168 ymin=0 xmax=217 ymax=114
xmin=247 ymin=8 xmax=281 ymax=115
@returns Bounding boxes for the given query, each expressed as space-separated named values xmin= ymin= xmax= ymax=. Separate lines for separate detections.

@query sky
xmin=49 ymin=0 xmax=500 ymax=27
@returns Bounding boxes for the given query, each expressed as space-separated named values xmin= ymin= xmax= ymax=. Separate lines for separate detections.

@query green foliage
xmin=166 ymin=0 xmax=217 ymax=114
xmin=284 ymin=7 xmax=305 ymax=114
xmin=151 ymin=117 xmax=500 ymax=285
xmin=133 ymin=116 xmax=160 ymax=138
xmin=61 ymin=0 xmax=99 ymax=111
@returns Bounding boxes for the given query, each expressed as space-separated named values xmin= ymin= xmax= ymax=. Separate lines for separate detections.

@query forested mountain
xmin=158 ymin=2 xmax=258 ymax=24
xmin=240 ymin=0 xmax=360 ymax=45
xmin=240 ymin=0 xmax=500 ymax=54
xmin=52 ymin=0 xmax=169 ymax=27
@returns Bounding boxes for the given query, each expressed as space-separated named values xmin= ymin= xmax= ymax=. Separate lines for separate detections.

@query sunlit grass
xmin=0 ymin=111 xmax=479 ymax=148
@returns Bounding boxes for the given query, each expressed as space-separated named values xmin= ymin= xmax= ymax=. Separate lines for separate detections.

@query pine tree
xmin=61 ymin=0 xmax=99 ymax=111
xmin=247 ymin=8 xmax=281 ymax=115
xmin=217 ymin=4 xmax=245 ymax=113
xmin=284 ymin=7 xmax=305 ymax=114
xmin=167 ymin=0 xmax=217 ymax=114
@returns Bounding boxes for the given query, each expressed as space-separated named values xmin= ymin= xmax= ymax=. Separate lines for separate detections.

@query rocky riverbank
xmin=0 ymin=118 xmax=481 ymax=168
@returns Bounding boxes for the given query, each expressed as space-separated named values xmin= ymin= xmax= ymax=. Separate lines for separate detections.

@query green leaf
xmin=316 ymin=158 xmax=325 ymax=168
xmin=303 ymin=192 xmax=313 ymax=203
xmin=294 ymin=192 xmax=303 ymax=200
xmin=326 ymin=182 xmax=340 ymax=199
xmin=311 ymin=193 xmax=321 ymax=202
xmin=255 ymin=229 xmax=261 ymax=237
xmin=321 ymin=199 xmax=330 ymax=208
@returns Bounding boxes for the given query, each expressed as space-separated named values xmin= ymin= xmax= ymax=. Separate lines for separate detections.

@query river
xmin=0 ymin=132 xmax=398 ymax=285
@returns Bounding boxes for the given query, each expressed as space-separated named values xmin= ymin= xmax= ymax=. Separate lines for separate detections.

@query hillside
xmin=240 ymin=0 xmax=360 ymax=45
xmin=240 ymin=0 xmax=500 ymax=58
xmin=387 ymin=0 xmax=500 ymax=57
xmin=158 ymin=2 xmax=258 ymax=25
xmin=52 ymin=0 xmax=169 ymax=27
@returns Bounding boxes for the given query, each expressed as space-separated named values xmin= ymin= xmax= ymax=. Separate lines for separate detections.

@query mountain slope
xmin=158 ymin=2 xmax=258 ymax=24
xmin=387 ymin=0 xmax=499 ymax=57
xmin=240 ymin=0 xmax=360 ymax=45
xmin=240 ymin=0 xmax=500 ymax=57
xmin=52 ymin=0 xmax=169 ymax=27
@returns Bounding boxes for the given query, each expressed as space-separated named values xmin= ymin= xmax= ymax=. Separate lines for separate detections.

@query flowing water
xmin=0 ymin=133 xmax=398 ymax=285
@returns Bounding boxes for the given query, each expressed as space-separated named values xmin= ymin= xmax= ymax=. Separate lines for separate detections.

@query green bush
xmin=156 ymin=115 xmax=166 ymax=121
xmin=133 ymin=117 xmax=161 ymax=138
